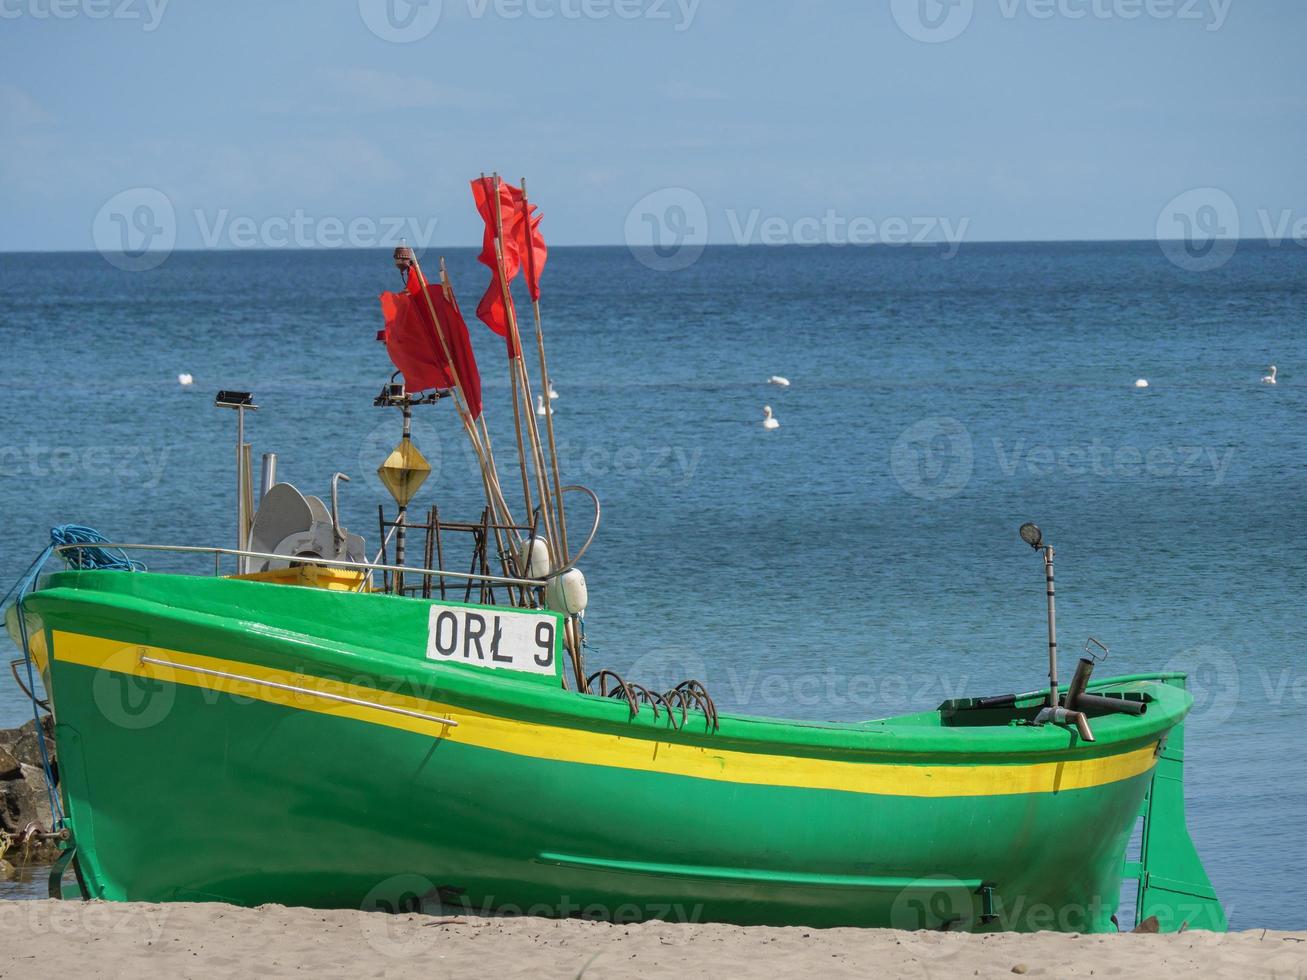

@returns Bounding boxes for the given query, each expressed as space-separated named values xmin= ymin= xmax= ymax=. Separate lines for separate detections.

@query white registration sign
xmin=425 ymin=604 xmax=558 ymax=676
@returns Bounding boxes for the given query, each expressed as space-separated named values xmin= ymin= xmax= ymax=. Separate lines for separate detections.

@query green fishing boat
xmin=3 ymin=183 xmax=1226 ymax=933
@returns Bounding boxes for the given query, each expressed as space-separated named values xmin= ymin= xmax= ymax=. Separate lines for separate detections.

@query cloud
xmin=0 ymin=84 xmax=55 ymax=128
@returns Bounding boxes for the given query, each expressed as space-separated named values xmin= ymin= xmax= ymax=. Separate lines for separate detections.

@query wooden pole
xmin=520 ymin=178 xmax=571 ymax=562
xmin=407 ymin=254 xmax=518 ymax=538
xmin=437 ymin=258 xmax=522 ymax=540
xmin=481 ymin=174 xmax=538 ymax=533
xmin=489 ymin=176 xmax=557 ymax=560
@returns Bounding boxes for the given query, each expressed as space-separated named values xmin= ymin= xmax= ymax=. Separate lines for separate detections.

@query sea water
xmin=0 ymin=243 xmax=1302 ymax=926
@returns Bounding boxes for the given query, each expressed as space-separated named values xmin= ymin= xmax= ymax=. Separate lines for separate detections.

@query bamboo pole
xmin=489 ymin=177 xmax=557 ymax=561
xmin=481 ymin=174 xmax=537 ymax=533
xmin=404 ymin=255 xmax=520 ymax=546
xmin=520 ymin=178 xmax=570 ymax=562
xmin=437 ymin=258 xmax=521 ymax=541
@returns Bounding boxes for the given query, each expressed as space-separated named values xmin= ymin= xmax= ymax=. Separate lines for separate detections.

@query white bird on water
xmin=1134 ymin=378 xmax=1149 ymax=389
xmin=762 ymin=405 xmax=779 ymax=430
xmin=768 ymin=375 xmax=790 ymax=387
xmin=536 ymin=395 xmax=552 ymax=417
xmin=1262 ymin=365 xmax=1278 ymax=385
xmin=548 ymin=381 xmax=559 ymax=400
xmin=177 ymin=373 xmax=194 ymax=387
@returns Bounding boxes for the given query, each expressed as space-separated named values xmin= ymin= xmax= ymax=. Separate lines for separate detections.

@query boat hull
xmin=27 ymin=571 xmax=1193 ymax=931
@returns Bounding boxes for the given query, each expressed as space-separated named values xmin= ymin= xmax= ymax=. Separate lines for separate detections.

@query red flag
xmin=518 ymin=194 xmax=547 ymax=302
xmin=471 ymin=175 xmax=548 ymax=354
xmin=378 ymin=270 xmax=483 ymax=418
xmin=475 ymin=281 xmax=518 ymax=358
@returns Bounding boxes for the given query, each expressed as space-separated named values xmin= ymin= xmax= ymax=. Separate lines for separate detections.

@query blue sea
xmin=1 ymin=242 xmax=1303 ymax=928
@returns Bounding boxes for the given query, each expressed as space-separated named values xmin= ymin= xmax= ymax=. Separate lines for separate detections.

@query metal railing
xmin=50 ymin=484 xmax=602 ymax=595
xmin=52 ymin=541 xmax=544 ymax=590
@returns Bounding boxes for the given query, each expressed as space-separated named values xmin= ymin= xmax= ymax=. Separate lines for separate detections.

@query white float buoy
xmin=1134 ymin=379 xmax=1149 ymax=389
xmin=1262 ymin=365 xmax=1278 ymax=385
xmin=178 ymin=373 xmax=194 ymax=387
xmin=768 ymin=375 xmax=790 ymax=387
xmin=517 ymin=536 xmax=552 ymax=580
xmin=762 ymin=405 xmax=780 ymax=429
xmin=546 ymin=568 xmax=588 ymax=616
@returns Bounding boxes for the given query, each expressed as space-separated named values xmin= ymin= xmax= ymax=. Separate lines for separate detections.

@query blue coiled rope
xmin=2 ymin=525 xmax=147 ymax=827
xmin=48 ymin=525 xmax=147 ymax=572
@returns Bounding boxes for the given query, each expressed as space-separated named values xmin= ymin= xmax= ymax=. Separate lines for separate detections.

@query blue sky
xmin=1 ymin=0 xmax=1304 ymax=251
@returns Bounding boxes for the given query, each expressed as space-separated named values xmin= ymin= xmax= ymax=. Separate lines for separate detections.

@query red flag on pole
xmin=470 ymin=175 xmax=546 ymax=350
xmin=518 ymin=191 xmax=547 ymax=302
xmin=378 ymin=269 xmax=483 ymax=418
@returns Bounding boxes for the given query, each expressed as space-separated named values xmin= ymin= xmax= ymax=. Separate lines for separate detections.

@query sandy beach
xmin=0 ymin=901 xmax=1302 ymax=979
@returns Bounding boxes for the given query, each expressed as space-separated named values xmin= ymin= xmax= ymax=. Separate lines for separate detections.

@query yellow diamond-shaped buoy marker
xmin=377 ymin=439 xmax=431 ymax=507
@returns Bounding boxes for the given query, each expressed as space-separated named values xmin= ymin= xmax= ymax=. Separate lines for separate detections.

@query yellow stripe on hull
xmin=51 ymin=630 xmax=1159 ymax=799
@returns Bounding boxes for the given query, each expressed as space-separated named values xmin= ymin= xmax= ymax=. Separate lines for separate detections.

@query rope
xmin=48 ymin=525 xmax=147 ymax=572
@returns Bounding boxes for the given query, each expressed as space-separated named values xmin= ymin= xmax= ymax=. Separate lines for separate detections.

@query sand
xmin=0 ymin=901 xmax=1303 ymax=979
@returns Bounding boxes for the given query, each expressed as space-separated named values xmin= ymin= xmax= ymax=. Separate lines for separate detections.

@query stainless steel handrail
xmin=139 ymin=655 xmax=459 ymax=728
xmin=52 ymin=541 xmax=544 ymax=590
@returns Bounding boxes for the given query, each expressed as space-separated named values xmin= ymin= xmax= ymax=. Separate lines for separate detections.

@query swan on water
xmin=536 ymin=395 xmax=552 ymax=416
xmin=178 ymin=373 xmax=194 ymax=387
xmin=1134 ymin=379 xmax=1149 ymax=389
xmin=762 ymin=405 xmax=779 ymax=429
xmin=768 ymin=376 xmax=790 ymax=387
xmin=1262 ymin=365 xmax=1278 ymax=385
xmin=548 ymin=382 xmax=559 ymax=400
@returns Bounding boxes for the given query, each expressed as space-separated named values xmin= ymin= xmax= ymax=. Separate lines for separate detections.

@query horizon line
xmin=0 ymin=236 xmax=1285 ymax=256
